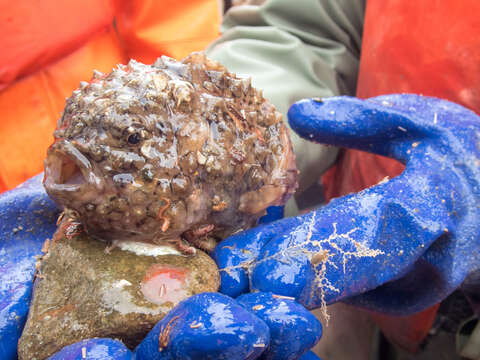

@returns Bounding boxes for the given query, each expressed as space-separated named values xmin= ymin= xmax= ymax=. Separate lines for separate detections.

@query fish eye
xmin=127 ymin=132 xmax=141 ymax=144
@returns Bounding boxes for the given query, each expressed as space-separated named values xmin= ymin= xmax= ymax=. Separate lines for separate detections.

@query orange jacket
xmin=322 ymin=0 xmax=480 ymax=352
xmin=0 ymin=0 xmax=220 ymax=192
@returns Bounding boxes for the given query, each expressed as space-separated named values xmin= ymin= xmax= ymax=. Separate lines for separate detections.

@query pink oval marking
xmin=141 ymin=265 xmax=189 ymax=305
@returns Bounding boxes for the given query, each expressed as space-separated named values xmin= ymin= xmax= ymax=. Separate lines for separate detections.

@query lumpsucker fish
xmin=43 ymin=52 xmax=297 ymax=255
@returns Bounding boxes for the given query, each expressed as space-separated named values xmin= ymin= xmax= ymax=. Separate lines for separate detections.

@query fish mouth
xmin=44 ymin=140 xmax=103 ymax=194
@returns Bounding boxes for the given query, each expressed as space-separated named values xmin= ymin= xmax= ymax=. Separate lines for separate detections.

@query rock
xmin=17 ymin=233 xmax=219 ymax=360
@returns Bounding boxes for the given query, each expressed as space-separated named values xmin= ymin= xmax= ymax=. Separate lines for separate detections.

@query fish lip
xmin=44 ymin=140 xmax=104 ymax=193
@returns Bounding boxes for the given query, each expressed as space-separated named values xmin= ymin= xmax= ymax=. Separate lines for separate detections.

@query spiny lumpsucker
xmin=43 ymin=52 xmax=297 ymax=255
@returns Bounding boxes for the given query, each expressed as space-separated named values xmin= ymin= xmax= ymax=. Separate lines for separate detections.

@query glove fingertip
xmin=259 ymin=206 xmax=284 ymax=224
xmin=135 ymin=293 xmax=270 ymax=360
xmin=216 ymin=263 xmax=249 ymax=298
xmin=0 ymin=174 xmax=59 ymax=360
xmin=287 ymin=97 xmax=364 ymax=145
xmin=47 ymin=338 xmax=133 ymax=360
xmin=212 ymin=224 xmax=274 ymax=298
xmin=237 ymin=292 xmax=322 ymax=360
xmin=287 ymin=98 xmax=324 ymax=141
xmin=212 ymin=242 xmax=250 ymax=298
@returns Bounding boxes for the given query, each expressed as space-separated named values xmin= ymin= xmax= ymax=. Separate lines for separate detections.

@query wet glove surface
xmin=214 ymin=94 xmax=480 ymax=315
xmin=134 ymin=292 xmax=270 ymax=360
xmin=0 ymin=175 xmax=59 ymax=359
xmin=236 ymin=292 xmax=322 ymax=360
xmin=47 ymin=338 xmax=133 ymax=360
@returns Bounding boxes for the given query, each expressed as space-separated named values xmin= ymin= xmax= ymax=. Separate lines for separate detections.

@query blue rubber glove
xmin=135 ymin=292 xmax=321 ymax=360
xmin=214 ymin=94 xmax=480 ymax=315
xmin=0 ymin=175 xmax=59 ymax=359
xmin=134 ymin=292 xmax=270 ymax=360
xmin=47 ymin=339 xmax=134 ymax=360
xmin=235 ymin=292 xmax=322 ymax=359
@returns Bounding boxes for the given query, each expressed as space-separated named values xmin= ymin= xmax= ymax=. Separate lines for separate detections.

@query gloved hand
xmin=0 ymin=175 xmax=59 ymax=359
xmin=6 ymin=93 xmax=479 ymax=359
xmin=0 ymin=178 xmax=321 ymax=359
xmin=60 ymin=93 xmax=480 ymax=358
xmin=47 ymin=287 xmax=321 ymax=359
xmin=133 ymin=292 xmax=321 ymax=360
xmin=214 ymin=94 xmax=480 ymax=315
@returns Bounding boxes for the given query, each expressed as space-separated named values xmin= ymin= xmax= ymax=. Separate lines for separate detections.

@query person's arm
xmin=207 ymin=0 xmax=366 ymax=212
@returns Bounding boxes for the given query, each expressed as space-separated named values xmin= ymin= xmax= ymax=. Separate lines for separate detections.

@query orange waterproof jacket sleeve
xmin=0 ymin=29 xmax=126 ymax=192
xmin=114 ymin=0 xmax=221 ymax=63
xmin=0 ymin=0 xmax=220 ymax=193
xmin=0 ymin=0 xmax=116 ymax=90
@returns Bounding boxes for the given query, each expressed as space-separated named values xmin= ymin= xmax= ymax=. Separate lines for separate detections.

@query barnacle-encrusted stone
xmin=18 ymin=232 xmax=219 ymax=360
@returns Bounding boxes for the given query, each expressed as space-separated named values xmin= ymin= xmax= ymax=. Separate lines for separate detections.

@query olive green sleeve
xmin=206 ymin=0 xmax=365 ymax=212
